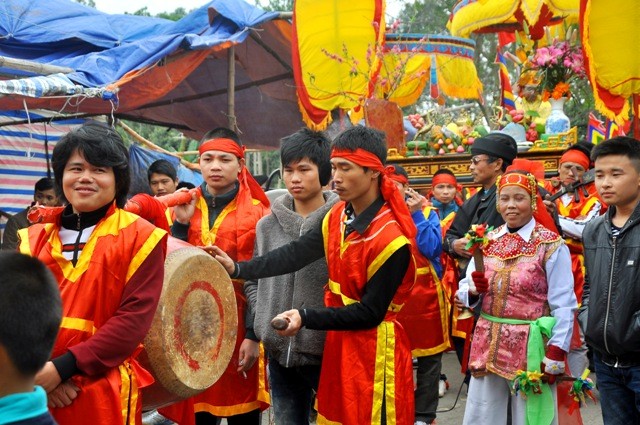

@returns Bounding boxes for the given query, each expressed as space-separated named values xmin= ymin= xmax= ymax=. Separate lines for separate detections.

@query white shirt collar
xmin=494 ymin=217 xmax=536 ymax=240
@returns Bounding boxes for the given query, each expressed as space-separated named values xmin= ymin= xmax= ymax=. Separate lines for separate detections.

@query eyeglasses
xmin=470 ymin=156 xmax=490 ymax=165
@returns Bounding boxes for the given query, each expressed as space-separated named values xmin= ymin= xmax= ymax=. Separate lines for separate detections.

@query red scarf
xmin=331 ymin=148 xmax=416 ymax=238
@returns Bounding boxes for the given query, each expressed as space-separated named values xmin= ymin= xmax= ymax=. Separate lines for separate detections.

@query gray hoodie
xmin=244 ymin=190 xmax=339 ymax=367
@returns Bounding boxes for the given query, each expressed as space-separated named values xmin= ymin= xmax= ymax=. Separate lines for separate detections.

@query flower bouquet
xmin=457 ymin=223 xmax=493 ymax=319
xmin=464 ymin=223 xmax=493 ymax=272
xmin=529 ymin=38 xmax=586 ymax=101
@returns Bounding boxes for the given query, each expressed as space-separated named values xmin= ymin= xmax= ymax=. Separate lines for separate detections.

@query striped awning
xmin=0 ymin=73 xmax=102 ymax=98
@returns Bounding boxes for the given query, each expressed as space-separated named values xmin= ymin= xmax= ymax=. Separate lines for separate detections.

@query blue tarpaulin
xmin=128 ymin=144 xmax=203 ymax=197
xmin=0 ymin=0 xmax=301 ymax=149
xmin=0 ymin=0 xmax=278 ymax=87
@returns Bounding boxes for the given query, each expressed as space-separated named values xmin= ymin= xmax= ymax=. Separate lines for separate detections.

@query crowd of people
xmin=1 ymin=120 xmax=640 ymax=425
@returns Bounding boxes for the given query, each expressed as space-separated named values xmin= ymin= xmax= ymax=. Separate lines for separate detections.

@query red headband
xmin=331 ymin=148 xmax=384 ymax=171
xmin=331 ymin=148 xmax=416 ymax=238
xmin=199 ymin=138 xmax=244 ymax=158
xmin=560 ymin=150 xmax=590 ymax=170
xmin=389 ymin=173 xmax=409 ymax=185
xmin=198 ymin=137 xmax=270 ymax=220
xmin=432 ymin=173 xmax=457 ymax=187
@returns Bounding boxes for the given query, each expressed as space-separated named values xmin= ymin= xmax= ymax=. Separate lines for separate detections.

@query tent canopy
xmin=0 ymin=0 xmax=301 ymax=149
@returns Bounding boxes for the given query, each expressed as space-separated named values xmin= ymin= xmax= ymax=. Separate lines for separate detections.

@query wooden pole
xmin=117 ymin=121 xmax=200 ymax=170
xmin=0 ymin=56 xmax=74 ymax=75
xmin=227 ymin=46 xmax=237 ymax=132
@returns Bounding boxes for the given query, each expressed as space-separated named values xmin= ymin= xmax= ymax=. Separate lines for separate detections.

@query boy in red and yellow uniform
xmin=209 ymin=126 xmax=418 ymax=425
xmin=391 ymin=165 xmax=448 ymax=425
xmin=427 ymin=169 xmax=470 ymax=352
xmin=167 ymin=128 xmax=270 ymax=425
xmin=19 ymin=123 xmax=167 ymax=425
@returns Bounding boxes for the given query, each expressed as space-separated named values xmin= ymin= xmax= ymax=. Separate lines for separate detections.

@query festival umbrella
xmin=380 ymin=34 xmax=483 ymax=106
xmin=580 ymin=0 xmax=639 ymax=129
xmin=292 ymin=0 xmax=483 ymax=130
xmin=292 ymin=0 xmax=386 ymax=129
xmin=448 ymin=0 xmax=579 ymax=40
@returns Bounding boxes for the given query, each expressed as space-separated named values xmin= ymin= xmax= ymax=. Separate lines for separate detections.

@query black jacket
xmin=579 ymin=201 xmax=640 ymax=363
xmin=443 ymin=185 xmax=505 ymax=275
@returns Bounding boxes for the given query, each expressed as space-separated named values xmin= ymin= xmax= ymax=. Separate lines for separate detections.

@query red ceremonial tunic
xmin=438 ymin=210 xmax=473 ymax=342
xmin=18 ymin=206 xmax=167 ymax=425
xmin=548 ymin=183 xmax=605 ymax=303
xmin=188 ymin=188 xmax=270 ymax=416
xmin=545 ymin=181 xmax=605 ymax=355
xmin=397 ymin=206 xmax=450 ymax=356
xmin=316 ymin=203 xmax=416 ymax=425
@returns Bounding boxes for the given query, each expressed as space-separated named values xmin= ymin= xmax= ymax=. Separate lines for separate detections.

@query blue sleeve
xmin=412 ymin=208 xmax=443 ymax=278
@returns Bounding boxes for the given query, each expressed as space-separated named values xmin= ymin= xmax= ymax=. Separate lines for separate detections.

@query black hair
xmin=433 ymin=168 xmax=457 ymax=179
xmin=200 ymin=127 xmax=242 ymax=145
xmin=52 ymin=122 xmax=130 ymax=208
xmin=0 ymin=252 xmax=62 ymax=377
xmin=566 ymin=141 xmax=595 ymax=158
xmin=564 ymin=141 xmax=595 ymax=168
xmin=391 ymin=164 xmax=409 ymax=181
xmin=280 ymin=128 xmax=332 ymax=186
xmin=486 ymin=155 xmax=509 ymax=172
xmin=34 ymin=177 xmax=55 ymax=192
xmin=147 ymin=159 xmax=177 ymax=182
xmin=591 ymin=136 xmax=640 ymax=172
xmin=331 ymin=126 xmax=387 ymax=168
xmin=176 ymin=181 xmax=196 ymax=190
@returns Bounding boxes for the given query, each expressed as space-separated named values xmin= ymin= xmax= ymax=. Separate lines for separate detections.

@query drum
xmin=140 ymin=237 xmax=237 ymax=411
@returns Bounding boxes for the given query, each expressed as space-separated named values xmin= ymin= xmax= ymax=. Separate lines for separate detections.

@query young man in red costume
xmin=390 ymin=165 xmax=447 ymax=425
xmin=210 ymin=126 xmax=418 ymax=425
xmin=167 ymin=128 xmax=270 ymax=425
xmin=543 ymin=142 xmax=606 ymax=378
xmin=18 ymin=122 xmax=168 ymax=425
xmin=427 ymin=168 xmax=467 ymax=393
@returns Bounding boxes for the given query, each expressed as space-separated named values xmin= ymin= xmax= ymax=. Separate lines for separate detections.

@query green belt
xmin=480 ymin=312 xmax=557 ymax=425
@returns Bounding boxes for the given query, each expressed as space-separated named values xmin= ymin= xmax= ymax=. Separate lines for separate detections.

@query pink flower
xmin=534 ymin=47 xmax=552 ymax=66
xmin=548 ymin=46 xmax=563 ymax=64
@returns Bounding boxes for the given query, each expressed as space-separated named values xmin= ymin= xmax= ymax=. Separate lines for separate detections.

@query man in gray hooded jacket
xmin=244 ymin=128 xmax=338 ymax=424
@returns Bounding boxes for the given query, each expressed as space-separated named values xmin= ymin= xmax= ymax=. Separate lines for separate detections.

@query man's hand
xmin=35 ymin=361 xmax=62 ymax=393
xmin=543 ymin=194 xmax=558 ymax=217
xmin=200 ymin=246 xmax=235 ymax=275
xmin=172 ymin=190 xmax=197 ymax=225
xmin=452 ymin=237 xmax=472 ymax=258
xmin=470 ymin=271 xmax=489 ymax=295
xmin=47 ymin=381 xmax=80 ymax=408
xmin=273 ymin=310 xmax=302 ymax=337
xmin=405 ymin=188 xmax=424 ymax=214
xmin=237 ymin=339 xmax=259 ymax=376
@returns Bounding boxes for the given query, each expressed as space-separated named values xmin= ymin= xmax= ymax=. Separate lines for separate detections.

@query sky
xmin=93 ymin=0 xmax=402 ymax=19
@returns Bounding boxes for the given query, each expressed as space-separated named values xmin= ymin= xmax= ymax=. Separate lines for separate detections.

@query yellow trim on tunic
xmin=197 ymin=196 xmax=238 ymax=246
xmin=119 ymin=361 xmax=139 ymax=425
xmin=126 ymin=227 xmax=166 ymax=281
xmin=60 ymin=317 xmax=96 ymax=334
xmin=197 ymin=196 xmax=262 ymax=246
xmin=367 ymin=235 xmax=409 ymax=280
xmin=327 ymin=279 xmax=357 ymax=306
xmin=370 ymin=321 xmax=397 ymax=425
xmin=49 ymin=210 xmax=139 ymax=283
